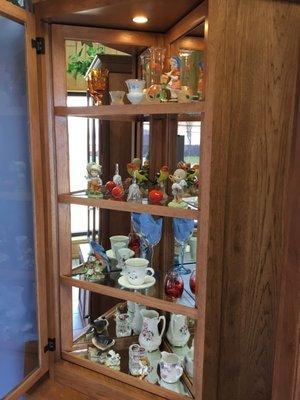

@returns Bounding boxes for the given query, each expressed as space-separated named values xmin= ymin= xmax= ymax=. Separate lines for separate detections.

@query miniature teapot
xmin=166 ymin=313 xmax=190 ymax=347
xmin=159 ymin=351 xmax=183 ymax=384
xmin=139 ymin=309 xmax=166 ymax=352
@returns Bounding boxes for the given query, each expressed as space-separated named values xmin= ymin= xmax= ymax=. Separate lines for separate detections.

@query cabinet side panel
xmin=205 ymin=1 xmax=300 ymax=399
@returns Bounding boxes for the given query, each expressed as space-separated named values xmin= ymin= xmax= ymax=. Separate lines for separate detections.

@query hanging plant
xmin=67 ymin=42 xmax=106 ymax=79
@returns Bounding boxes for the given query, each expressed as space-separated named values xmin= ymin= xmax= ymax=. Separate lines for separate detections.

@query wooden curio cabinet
xmin=1 ymin=1 xmax=299 ymax=400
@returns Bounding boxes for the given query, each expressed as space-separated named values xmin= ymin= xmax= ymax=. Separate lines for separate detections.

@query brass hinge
xmin=31 ymin=37 xmax=45 ymax=55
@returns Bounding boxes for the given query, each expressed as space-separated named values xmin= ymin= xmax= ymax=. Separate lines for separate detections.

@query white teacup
xmin=124 ymin=258 xmax=154 ymax=286
xmin=109 ymin=90 xmax=125 ymax=105
xmin=109 ymin=235 xmax=129 ymax=256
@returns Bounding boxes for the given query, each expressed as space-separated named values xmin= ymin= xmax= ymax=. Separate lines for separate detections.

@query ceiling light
xmin=132 ymin=16 xmax=148 ymax=24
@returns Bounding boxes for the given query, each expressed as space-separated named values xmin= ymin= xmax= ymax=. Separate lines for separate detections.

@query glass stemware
xmin=131 ymin=213 xmax=163 ymax=268
xmin=173 ymin=218 xmax=195 ymax=275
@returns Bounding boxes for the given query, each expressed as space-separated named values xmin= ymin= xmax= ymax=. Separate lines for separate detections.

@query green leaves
xmin=67 ymin=42 xmax=106 ymax=78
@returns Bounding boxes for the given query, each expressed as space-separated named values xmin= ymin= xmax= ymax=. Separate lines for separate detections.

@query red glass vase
xmin=189 ymin=269 xmax=196 ymax=295
xmin=164 ymin=270 xmax=184 ymax=300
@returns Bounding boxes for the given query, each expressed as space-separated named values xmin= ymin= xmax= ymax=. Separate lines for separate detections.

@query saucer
xmin=118 ymin=275 xmax=156 ymax=290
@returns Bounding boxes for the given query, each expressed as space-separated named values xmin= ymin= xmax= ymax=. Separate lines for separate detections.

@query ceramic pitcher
xmin=166 ymin=313 xmax=190 ymax=347
xmin=132 ymin=303 xmax=146 ymax=335
xmin=139 ymin=309 xmax=166 ymax=352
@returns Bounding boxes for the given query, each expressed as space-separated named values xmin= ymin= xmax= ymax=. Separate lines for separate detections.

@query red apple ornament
xmin=149 ymin=189 xmax=164 ymax=204
xmin=111 ymin=185 xmax=124 ymax=199
xmin=105 ymin=181 xmax=116 ymax=191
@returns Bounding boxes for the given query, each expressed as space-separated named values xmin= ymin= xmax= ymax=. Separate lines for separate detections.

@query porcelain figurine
xmin=186 ymin=164 xmax=200 ymax=195
xmin=104 ymin=350 xmax=121 ymax=371
xmin=86 ymin=162 xmax=103 ymax=197
xmin=132 ymin=303 xmax=146 ymax=335
xmin=168 ymin=168 xmax=188 ymax=208
xmin=159 ymin=352 xmax=183 ymax=384
xmin=166 ymin=56 xmax=181 ymax=90
xmin=166 ymin=314 xmax=190 ymax=347
xmin=139 ymin=309 xmax=166 ymax=352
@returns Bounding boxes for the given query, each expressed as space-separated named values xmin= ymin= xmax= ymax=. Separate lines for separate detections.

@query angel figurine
xmin=168 ymin=168 xmax=188 ymax=208
xmin=86 ymin=162 xmax=103 ymax=197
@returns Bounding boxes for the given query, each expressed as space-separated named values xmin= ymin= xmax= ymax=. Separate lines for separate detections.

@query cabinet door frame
xmin=0 ymin=1 xmax=49 ymax=399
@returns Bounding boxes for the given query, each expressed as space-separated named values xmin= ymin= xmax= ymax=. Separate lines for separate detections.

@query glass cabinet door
xmin=0 ymin=2 xmax=48 ymax=398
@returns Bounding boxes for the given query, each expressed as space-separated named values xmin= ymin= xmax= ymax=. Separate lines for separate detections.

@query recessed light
xmin=132 ymin=16 xmax=148 ymax=24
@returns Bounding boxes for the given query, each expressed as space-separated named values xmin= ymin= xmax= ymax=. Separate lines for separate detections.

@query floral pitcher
xmin=166 ymin=313 xmax=190 ymax=347
xmin=139 ymin=309 xmax=166 ymax=352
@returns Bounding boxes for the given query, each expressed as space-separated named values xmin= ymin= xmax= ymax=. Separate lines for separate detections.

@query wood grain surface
xmin=203 ymin=1 xmax=300 ymax=400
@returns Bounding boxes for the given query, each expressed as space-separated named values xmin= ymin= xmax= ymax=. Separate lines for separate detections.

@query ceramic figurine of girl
xmin=166 ymin=56 xmax=181 ymax=93
xmin=86 ymin=162 xmax=103 ymax=197
xmin=168 ymin=168 xmax=188 ymax=208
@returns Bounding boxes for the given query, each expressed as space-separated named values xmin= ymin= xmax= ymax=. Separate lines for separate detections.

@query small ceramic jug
xmin=166 ymin=313 xmax=190 ymax=347
xmin=139 ymin=309 xmax=166 ymax=352
xmin=159 ymin=352 xmax=183 ymax=384
xmin=125 ymin=79 xmax=145 ymax=93
xmin=132 ymin=303 xmax=146 ymax=334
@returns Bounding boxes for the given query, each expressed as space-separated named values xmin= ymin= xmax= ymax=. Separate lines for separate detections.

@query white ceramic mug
xmin=159 ymin=352 xmax=183 ymax=384
xmin=124 ymin=258 xmax=154 ymax=286
xmin=109 ymin=235 xmax=129 ymax=256
xmin=109 ymin=90 xmax=125 ymax=105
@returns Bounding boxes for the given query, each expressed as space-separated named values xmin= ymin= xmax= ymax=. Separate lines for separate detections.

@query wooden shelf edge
xmin=60 ymin=275 xmax=198 ymax=318
xmin=62 ymin=351 xmax=191 ymax=400
xmin=58 ymin=194 xmax=199 ymax=219
xmin=54 ymin=102 xmax=205 ymax=118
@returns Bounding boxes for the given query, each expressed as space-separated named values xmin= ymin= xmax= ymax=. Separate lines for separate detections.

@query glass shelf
xmin=54 ymin=101 xmax=205 ymax=119
xmin=69 ymin=299 xmax=194 ymax=398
